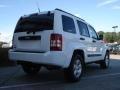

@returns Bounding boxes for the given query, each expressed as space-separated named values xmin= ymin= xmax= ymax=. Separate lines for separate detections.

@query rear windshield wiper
xmin=26 ymin=29 xmax=45 ymax=34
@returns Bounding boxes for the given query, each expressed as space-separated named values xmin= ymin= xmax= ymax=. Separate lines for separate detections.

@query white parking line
xmin=0 ymin=81 xmax=61 ymax=89
xmin=83 ymin=72 xmax=120 ymax=79
xmin=1 ymin=72 xmax=120 ymax=89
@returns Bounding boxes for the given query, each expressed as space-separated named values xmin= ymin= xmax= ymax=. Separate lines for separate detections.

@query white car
xmin=9 ymin=9 xmax=110 ymax=82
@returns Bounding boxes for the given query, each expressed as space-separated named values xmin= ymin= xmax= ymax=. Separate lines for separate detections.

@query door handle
xmin=92 ymin=40 xmax=96 ymax=43
xmin=80 ymin=38 xmax=85 ymax=40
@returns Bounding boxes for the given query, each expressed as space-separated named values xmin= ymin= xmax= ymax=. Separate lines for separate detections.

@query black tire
xmin=64 ymin=54 xmax=84 ymax=82
xmin=100 ymin=52 xmax=110 ymax=69
xmin=21 ymin=63 xmax=41 ymax=75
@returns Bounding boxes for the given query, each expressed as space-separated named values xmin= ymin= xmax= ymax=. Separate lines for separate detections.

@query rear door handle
xmin=80 ymin=38 xmax=85 ymax=40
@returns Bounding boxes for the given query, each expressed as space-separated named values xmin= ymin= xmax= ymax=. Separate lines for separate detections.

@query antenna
xmin=36 ymin=1 xmax=40 ymax=13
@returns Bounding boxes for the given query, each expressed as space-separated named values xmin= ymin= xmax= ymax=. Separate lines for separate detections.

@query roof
xmin=55 ymin=8 xmax=85 ymax=22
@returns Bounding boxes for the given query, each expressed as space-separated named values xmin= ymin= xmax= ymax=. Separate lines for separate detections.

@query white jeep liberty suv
xmin=9 ymin=9 xmax=110 ymax=82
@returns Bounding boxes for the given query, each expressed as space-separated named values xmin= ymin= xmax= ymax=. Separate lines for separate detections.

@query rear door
xmin=13 ymin=13 xmax=54 ymax=52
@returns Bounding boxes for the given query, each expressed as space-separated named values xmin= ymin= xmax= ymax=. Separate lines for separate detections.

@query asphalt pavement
xmin=0 ymin=55 xmax=120 ymax=90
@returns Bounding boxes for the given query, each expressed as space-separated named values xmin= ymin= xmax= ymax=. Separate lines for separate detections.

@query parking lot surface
xmin=0 ymin=55 xmax=120 ymax=90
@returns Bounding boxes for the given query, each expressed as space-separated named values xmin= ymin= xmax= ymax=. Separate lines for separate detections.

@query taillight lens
xmin=50 ymin=34 xmax=62 ymax=51
xmin=12 ymin=36 xmax=16 ymax=49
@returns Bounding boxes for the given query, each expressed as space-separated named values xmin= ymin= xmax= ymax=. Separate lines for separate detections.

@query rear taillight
xmin=12 ymin=36 xmax=16 ymax=49
xmin=50 ymin=34 xmax=62 ymax=51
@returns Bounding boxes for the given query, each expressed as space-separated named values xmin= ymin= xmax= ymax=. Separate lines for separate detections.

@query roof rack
xmin=55 ymin=8 xmax=85 ymax=21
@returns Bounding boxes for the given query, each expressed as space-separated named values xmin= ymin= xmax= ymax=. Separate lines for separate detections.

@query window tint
xmin=89 ymin=25 xmax=98 ymax=39
xmin=77 ymin=20 xmax=90 ymax=37
xmin=15 ymin=13 xmax=54 ymax=33
xmin=62 ymin=15 xmax=76 ymax=33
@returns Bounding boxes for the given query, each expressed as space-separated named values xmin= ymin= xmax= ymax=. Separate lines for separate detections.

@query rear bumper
xmin=9 ymin=49 xmax=69 ymax=68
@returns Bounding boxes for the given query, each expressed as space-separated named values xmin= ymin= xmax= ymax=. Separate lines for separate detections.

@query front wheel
xmin=100 ymin=52 xmax=110 ymax=69
xmin=64 ymin=54 xmax=84 ymax=82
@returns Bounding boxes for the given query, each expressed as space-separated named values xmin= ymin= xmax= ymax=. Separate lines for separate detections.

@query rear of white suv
xmin=9 ymin=10 xmax=69 ymax=67
xmin=9 ymin=9 xmax=110 ymax=82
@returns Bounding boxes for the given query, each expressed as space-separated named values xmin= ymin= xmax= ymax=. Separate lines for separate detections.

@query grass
xmin=0 ymin=48 xmax=16 ymax=67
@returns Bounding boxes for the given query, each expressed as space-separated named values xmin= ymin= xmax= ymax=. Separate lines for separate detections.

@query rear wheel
xmin=100 ymin=52 xmax=110 ymax=69
xmin=21 ymin=63 xmax=41 ymax=75
xmin=64 ymin=54 xmax=84 ymax=82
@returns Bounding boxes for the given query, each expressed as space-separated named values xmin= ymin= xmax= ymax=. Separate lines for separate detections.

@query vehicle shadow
xmin=2 ymin=66 xmax=65 ymax=86
xmin=84 ymin=58 xmax=120 ymax=77
xmin=1 ymin=58 xmax=120 ymax=86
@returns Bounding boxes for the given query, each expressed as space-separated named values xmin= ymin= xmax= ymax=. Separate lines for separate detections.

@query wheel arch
xmin=106 ymin=49 xmax=110 ymax=53
xmin=68 ymin=49 xmax=85 ymax=68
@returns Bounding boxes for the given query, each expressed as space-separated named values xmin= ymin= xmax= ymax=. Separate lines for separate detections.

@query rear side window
xmin=77 ymin=20 xmax=90 ymax=37
xmin=15 ymin=13 xmax=54 ymax=33
xmin=62 ymin=15 xmax=76 ymax=33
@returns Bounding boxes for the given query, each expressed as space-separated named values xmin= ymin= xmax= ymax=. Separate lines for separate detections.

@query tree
xmin=98 ymin=31 xmax=120 ymax=43
xmin=117 ymin=32 xmax=120 ymax=44
xmin=98 ymin=31 xmax=104 ymax=35
xmin=104 ymin=32 xmax=112 ymax=43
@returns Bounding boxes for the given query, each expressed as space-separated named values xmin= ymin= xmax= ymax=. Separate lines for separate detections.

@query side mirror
xmin=99 ymin=34 xmax=103 ymax=40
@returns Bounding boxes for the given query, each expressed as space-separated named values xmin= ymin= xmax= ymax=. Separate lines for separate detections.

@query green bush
xmin=0 ymin=48 xmax=16 ymax=67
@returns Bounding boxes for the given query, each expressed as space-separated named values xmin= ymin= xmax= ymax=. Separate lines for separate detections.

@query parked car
xmin=110 ymin=44 xmax=120 ymax=54
xmin=9 ymin=9 xmax=110 ymax=82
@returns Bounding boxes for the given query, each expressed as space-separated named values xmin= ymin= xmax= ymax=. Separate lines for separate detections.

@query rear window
xmin=15 ymin=13 xmax=54 ymax=33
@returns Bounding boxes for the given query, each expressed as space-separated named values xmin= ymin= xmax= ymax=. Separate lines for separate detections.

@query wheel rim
xmin=73 ymin=59 xmax=82 ymax=78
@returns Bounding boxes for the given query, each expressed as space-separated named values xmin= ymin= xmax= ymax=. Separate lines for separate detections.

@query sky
xmin=0 ymin=0 xmax=120 ymax=42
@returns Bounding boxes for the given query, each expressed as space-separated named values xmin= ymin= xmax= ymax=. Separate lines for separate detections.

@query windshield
xmin=15 ymin=13 xmax=54 ymax=33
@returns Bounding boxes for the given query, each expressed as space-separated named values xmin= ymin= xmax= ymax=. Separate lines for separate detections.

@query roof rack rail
xmin=55 ymin=8 xmax=85 ymax=21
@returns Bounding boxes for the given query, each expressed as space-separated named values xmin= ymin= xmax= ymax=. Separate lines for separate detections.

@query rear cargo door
xmin=13 ymin=13 xmax=54 ymax=52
